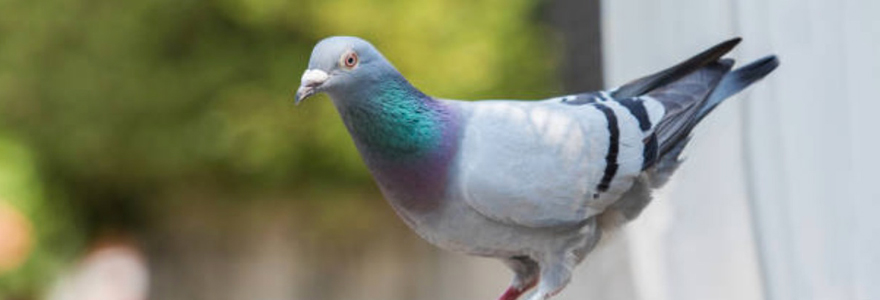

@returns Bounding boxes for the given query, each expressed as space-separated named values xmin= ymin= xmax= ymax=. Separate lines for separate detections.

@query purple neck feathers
xmin=335 ymin=78 xmax=462 ymax=216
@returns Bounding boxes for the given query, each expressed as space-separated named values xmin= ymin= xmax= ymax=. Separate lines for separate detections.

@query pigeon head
xmin=295 ymin=36 xmax=397 ymax=105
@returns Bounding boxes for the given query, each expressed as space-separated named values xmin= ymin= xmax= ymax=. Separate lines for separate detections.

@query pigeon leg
xmin=525 ymin=257 xmax=572 ymax=300
xmin=498 ymin=256 xmax=539 ymax=300
xmin=527 ymin=220 xmax=602 ymax=300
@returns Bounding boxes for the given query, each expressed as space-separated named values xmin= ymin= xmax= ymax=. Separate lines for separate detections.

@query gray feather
xmin=648 ymin=59 xmax=733 ymax=156
xmin=645 ymin=55 xmax=780 ymax=172
xmin=611 ymin=37 xmax=741 ymax=98
xmin=698 ymin=55 xmax=780 ymax=118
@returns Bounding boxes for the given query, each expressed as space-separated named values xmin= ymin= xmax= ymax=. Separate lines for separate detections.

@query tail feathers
xmin=611 ymin=37 xmax=741 ymax=99
xmin=648 ymin=59 xmax=734 ymax=156
xmin=600 ymin=50 xmax=779 ymax=230
xmin=697 ymin=55 xmax=780 ymax=119
xmin=646 ymin=55 xmax=779 ymax=179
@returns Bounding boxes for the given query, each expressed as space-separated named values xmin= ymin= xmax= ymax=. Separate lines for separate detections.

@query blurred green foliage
xmin=0 ymin=0 xmax=559 ymax=297
xmin=0 ymin=135 xmax=82 ymax=297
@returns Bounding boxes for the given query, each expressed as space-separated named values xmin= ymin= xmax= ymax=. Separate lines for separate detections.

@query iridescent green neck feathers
xmin=337 ymin=77 xmax=450 ymax=160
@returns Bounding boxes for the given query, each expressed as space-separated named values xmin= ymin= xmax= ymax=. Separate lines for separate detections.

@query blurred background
xmin=0 ymin=0 xmax=877 ymax=299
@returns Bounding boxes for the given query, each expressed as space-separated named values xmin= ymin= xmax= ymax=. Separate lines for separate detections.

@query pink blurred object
xmin=0 ymin=203 xmax=32 ymax=274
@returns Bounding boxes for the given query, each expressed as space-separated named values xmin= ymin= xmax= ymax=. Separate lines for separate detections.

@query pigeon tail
xmin=610 ymin=37 xmax=741 ymax=99
xmin=641 ymin=59 xmax=734 ymax=168
xmin=645 ymin=55 xmax=779 ymax=181
xmin=698 ymin=55 xmax=780 ymax=119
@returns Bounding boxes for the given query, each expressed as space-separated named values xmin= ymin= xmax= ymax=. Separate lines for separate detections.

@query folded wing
xmin=452 ymin=39 xmax=777 ymax=228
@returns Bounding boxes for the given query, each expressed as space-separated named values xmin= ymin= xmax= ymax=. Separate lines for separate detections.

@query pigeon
xmin=294 ymin=36 xmax=778 ymax=300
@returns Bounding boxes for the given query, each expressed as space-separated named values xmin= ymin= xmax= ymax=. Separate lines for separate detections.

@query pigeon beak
xmin=294 ymin=69 xmax=329 ymax=105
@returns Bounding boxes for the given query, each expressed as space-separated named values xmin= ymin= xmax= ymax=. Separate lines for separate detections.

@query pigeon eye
xmin=341 ymin=52 xmax=358 ymax=69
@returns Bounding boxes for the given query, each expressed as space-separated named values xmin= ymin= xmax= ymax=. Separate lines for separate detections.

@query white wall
xmin=601 ymin=1 xmax=880 ymax=300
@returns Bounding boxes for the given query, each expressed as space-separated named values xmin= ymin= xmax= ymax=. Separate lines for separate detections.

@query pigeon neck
xmin=338 ymin=75 xmax=451 ymax=160
xmin=335 ymin=75 xmax=460 ymax=214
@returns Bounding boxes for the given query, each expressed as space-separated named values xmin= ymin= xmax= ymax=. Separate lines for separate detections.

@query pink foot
xmin=499 ymin=286 xmax=526 ymax=300
xmin=498 ymin=279 xmax=538 ymax=300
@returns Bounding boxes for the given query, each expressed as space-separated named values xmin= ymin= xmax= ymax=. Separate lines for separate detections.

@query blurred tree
xmin=0 ymin=0 xmax=562 ymax=298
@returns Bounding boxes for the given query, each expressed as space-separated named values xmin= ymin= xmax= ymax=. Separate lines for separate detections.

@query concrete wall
xmin=601 ymin=0 xmax=880 ymax=299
